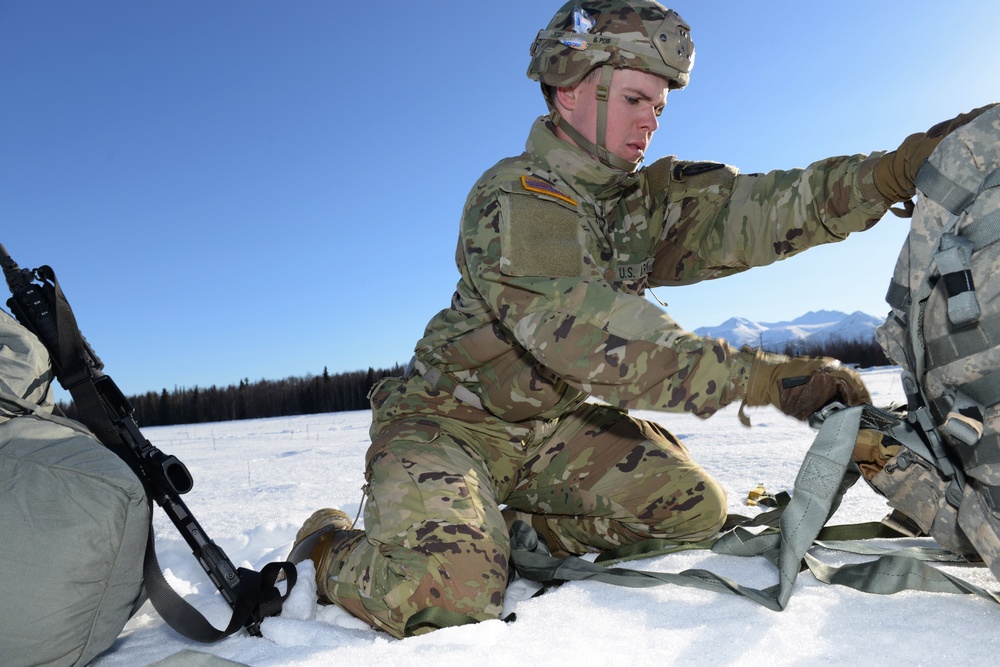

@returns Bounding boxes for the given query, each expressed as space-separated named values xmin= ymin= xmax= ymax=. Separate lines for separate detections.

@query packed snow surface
xmin=93 ymin=368 xmax=1000 ymax=666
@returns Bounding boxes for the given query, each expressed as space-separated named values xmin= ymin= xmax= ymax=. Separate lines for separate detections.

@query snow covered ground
xmin=93 ymin=367 xmax=1000 ymax=666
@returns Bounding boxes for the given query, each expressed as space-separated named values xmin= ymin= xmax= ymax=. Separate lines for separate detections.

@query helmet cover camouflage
xmin=527 ymin=0 xmax=694 ymax=91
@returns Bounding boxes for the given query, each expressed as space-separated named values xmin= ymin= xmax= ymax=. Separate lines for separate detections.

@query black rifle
xmin=0 ymin=242 xmax=295 ymax=641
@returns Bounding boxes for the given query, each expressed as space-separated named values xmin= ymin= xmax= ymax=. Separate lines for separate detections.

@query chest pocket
xmin=499 ymin=190 xmax=584 ymax=278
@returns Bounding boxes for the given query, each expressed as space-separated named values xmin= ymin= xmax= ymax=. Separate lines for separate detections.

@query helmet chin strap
xmin=551 ymin=65 xmax=641 ymax=174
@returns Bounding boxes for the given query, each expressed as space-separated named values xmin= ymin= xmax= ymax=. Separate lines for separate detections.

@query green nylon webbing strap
xmin=748 ymin=403 xmax=865 ymax=607
xmin=915 ymin=160 xmax=976 ymax=215
xmin=510 ymin=406 xmax=866 ymax=610
xmin=925 ymin=310 xmax=1000 ymax=369
xmin=594 ymin=534 xmax=732 ymax=566
xmin=885 ymin=279 xmax=910 ymax=311
xmin=0 ymin=391 xmax=44 ymax=419
xmin=592 ymin=502 xmax=795 ymax=566
xmin=813 ymin=539 xmax=969 ymax=562
xmin=509 ymin=528 xmax=785 ymax=610
xmin=816 ymin=521 xmax=903 ymax=542
xmin=0 ymin=391 xmax=98 ymax=434
xmin=508 ymin=405 xmax=1000 ymax=611
xmin=955 ymin=367 xmax=1000 ymax=409
xmin=804 ymin=552 xmax=1000 ymax=604
xmin=403 ymin=606 xmax=479 ymax=637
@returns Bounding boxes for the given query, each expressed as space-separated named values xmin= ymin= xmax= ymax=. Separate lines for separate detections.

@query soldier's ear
xmin=554 ymin=84 xmax=579 ymax=113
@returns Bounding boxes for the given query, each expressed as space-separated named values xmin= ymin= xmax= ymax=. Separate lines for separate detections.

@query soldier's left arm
xmin=646 ymin=152 xmax=890 ymax=286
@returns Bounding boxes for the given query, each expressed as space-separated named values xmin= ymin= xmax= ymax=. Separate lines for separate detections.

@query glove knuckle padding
xmin=746 ymin=352 xmax=870 ymax=420
xmin=778 ymin=367 xmax=868 ymax=420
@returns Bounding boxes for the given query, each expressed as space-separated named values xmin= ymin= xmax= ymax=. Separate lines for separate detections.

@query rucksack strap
xmin=919 ymin=165 xmax=1000 ymax=329
xmin=958 ymin=167 xmax=1000 ymax=248
xmin=916 ymin=160 xmax=977 ymax=214
xmin=925 ymin=310 xmax=1000 ymax=369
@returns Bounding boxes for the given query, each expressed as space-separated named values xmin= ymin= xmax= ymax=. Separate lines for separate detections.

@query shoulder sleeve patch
xmin=520 ymin=175 xmax=578 ymax=206
xmin=500 ymin=192 xmax=584 ymax=278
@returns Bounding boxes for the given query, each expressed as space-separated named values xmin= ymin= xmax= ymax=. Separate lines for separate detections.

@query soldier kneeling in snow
xmin=291 ymin=0 xmax=989 ymax=637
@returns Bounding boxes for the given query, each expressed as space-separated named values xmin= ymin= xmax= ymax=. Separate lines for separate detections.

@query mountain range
xmin=692 ymin=310 xmax=883 ymax=351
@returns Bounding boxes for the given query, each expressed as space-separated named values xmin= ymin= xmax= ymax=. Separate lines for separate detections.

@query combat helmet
xmin=527 ymin=0 xmax=694 ymax=172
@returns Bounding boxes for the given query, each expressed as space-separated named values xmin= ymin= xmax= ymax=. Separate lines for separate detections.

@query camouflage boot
xmin=289 ymin=508 xmax=366 ymax=602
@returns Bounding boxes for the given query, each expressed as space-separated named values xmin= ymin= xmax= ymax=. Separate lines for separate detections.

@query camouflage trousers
xmin=315 ymin=375 xmax=727 ymax=637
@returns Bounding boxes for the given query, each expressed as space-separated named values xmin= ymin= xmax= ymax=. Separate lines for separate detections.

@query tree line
xmin=777 ymin=336 xmax=890 ymax=368
xmin=57 ymin=364 xmax=407 ymax=427
xmin=54 ymin=337 xmax=889 ymax=427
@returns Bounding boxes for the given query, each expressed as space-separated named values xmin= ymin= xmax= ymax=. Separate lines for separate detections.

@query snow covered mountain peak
xmin=693 ymin=310 xmax=882 ymax=351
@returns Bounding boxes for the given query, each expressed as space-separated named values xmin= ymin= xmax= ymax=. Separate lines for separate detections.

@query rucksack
xmin=872 ymin=104 xmax=1000 ymax=578
xmin=0 ymin=308 xmax=149 ymax=667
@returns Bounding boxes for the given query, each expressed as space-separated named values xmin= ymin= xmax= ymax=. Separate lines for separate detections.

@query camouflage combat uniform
xmin=318 ymin=116 xmax=889 ymax=637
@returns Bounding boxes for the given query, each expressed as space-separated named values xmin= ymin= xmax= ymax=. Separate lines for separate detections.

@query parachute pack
xmin=507 ymin=106 xmax=1000 ymax=611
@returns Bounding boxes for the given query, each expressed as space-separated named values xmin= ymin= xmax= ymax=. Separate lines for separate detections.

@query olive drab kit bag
xmin=0 ymin=245 xmax=298 ymax=667
xmin=0 ymin=309 xmax=149 ymax=667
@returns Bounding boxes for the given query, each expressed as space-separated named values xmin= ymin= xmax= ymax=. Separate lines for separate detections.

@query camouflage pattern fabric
xmin=870 ymin=445 xmax=977 ymax=557
xmin=415 ymin=117 xmax=886 ymax=425
xmin=317 ymin=375 xmax=726 ymax=637
xmin=527 ymin=0 xmax=695 ymax=91
xmin=309 ymin=116 xmax=890 ymax=636
xmin=873 ymin=106 xmax=1000 ymax=578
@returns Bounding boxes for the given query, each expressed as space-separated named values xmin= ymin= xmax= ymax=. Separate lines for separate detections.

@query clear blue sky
xmin=2 ymin=1 xmax=998 ymax=398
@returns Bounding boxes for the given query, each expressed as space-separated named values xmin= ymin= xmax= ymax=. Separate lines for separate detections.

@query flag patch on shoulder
xmin=521 ymin=175 xmax=578 ymax=206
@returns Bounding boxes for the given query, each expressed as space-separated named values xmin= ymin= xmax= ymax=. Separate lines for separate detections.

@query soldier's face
xmin=557 ymin=68 xmax=669 ymax=164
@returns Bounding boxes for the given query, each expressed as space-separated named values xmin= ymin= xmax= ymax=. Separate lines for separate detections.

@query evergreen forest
xmin=55 ymin=337 xmax=889 ymax=427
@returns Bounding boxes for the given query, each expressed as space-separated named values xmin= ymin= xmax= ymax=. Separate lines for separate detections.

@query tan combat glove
xmin=852 ymin=429 xmax=900 ymax=482
xmin=873 ymin=103 xmax=999 ymax=204
xmin=738 ymin=347 xmax=871 ymax=424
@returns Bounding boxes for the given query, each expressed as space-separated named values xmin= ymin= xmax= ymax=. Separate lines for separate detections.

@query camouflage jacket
xmin=412 ymin=117 xmax=888 ymax=424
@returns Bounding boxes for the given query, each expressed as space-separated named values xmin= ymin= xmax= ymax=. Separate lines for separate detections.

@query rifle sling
xmin=43 ymin=265 xmax=295 ymax=641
